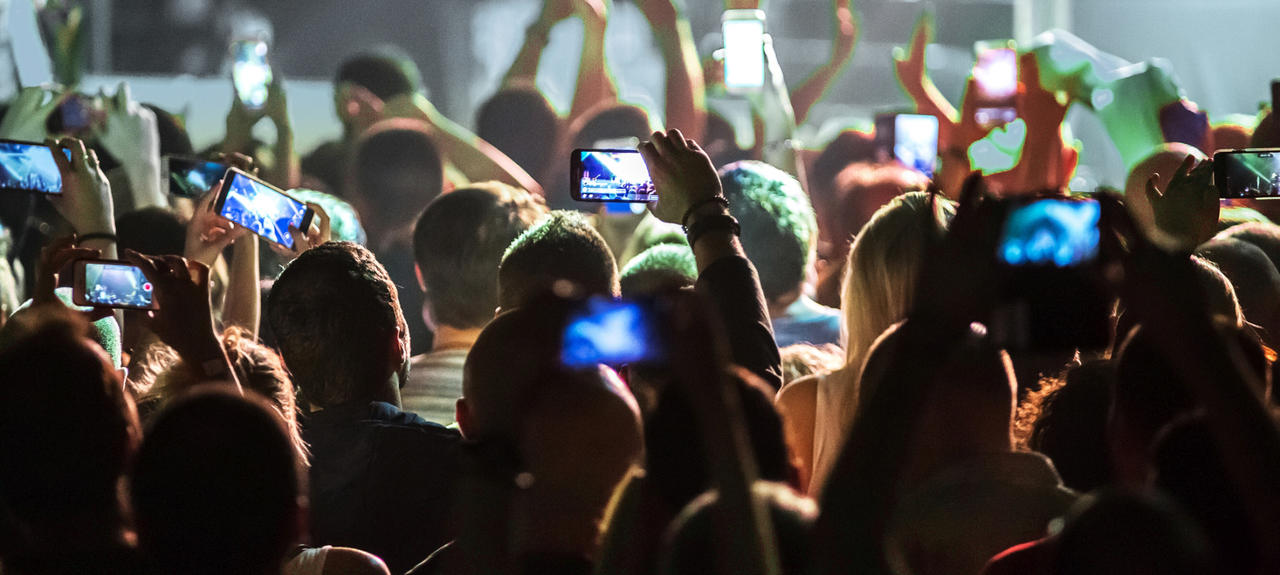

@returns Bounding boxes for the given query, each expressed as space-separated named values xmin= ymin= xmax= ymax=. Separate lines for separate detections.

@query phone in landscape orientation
xmin=1214 ymin=149 xmax=1280 ymax=199
xmin=973 ymin=40 xmax=1018 ymax=129
xmin=0 ymin=139 xmax=68 ymax=194
xmin=722 ymin=10 xmax=767 ymax=93
xmin=164 ymin=156 xmax=229 ymax=198
xmin=993 ymin=197 xmax=1111 ymax=352
xmin=875 ymin=113 xmax=940 ymax=179
xmin=231 ymin=39 xmax=272 ymax=111
xmin=213 ymin=168 xmax=313 ymax=248
xmin=571 ymin=149 xmax=656 ymax=203
xmin=72 ymin=260 xmax=157 ymax=310
xmin=562 ymin=297 xmax=664 ymax=368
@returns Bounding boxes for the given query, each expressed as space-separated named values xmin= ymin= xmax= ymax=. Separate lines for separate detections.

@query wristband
xmin=681 ymin=196 xmax=730 ymax=229
xmin=685 ymin=214 xmax=740 ymax=250
xmin=78 ymin=232 xmax=118 ymax=244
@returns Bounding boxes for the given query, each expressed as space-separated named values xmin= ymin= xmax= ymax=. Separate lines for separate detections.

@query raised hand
xmin=998 ymin=53 xmax=1078 ymax=194
xmin=95 ymin=82 xmax=165 ymax=208
xmin=49 ymin=137 xmax=115 ymax=238
xmin=184 ymin=182 xmax=251 ymax=267
xmin=0 ymin=86 xmax=67 ymax=142
xmin=912 ymin=175 xmax=1006 ymax=325
xmin=638 ymin=129 xmax=723 ymax=225
xmin=271 ymin=201 xmax=331 ymax=261
xmin=34 ymin=235 xmax=99 ymax=307
xmin=1145 ymin=155 xmax=1218 ymax=249
xmin=893 ymin=13 xmax=958 ymax=147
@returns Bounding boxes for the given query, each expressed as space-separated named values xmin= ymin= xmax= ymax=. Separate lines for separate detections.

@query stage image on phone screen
xmin=999 ymin=200 xmax=1100 ymax=267
xmin=577 ymin=151 xmax=656 ymax=202
xmin=894 ymin=114 xmax=939 ymax=178
xmin=233 ymin=40 xmax=271 ymax=110
xmin=562 ymin=298 xmax=660 ymax=368
xmin=167 ymin=158 xmax=227 ymax=198
xmin=0 ymin=141 xmax=64 ymax=194
xmin=219 ymin=173 xmax=308 ymax=248
xmin=723 ymin=16 xmax=765 ymax=91
xmin=84 ymin=263 xmax=153 ymax=308
xmin=1216 ymin=151 xmax=1280 ymax=199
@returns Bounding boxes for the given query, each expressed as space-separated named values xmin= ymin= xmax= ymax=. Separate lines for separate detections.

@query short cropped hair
xmin=267 ymin=242 xmax=407 ymax=408
xmin=335 ymin=51 xmax=422 ymax=101
xmin=353 ymin=119 xmax=445 ymax=230
xmin=719 ymin=161 xmax=817 ymax=301
xmin=476 ymin=87 xmax=561 ymax=181
xmin=619 ymin=243 xmax=697 ymax=297
xmin=498 ymin=211 xmax=620 ymax=310
xmin=413 ymin=183 xmax=546 ymax=329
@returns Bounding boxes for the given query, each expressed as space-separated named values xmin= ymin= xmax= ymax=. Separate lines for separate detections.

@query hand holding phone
xmin=875 ymin=113 xmax=940 ymax=178
xmin=571 ymin=149 xmax=656 ymax=203
xmin=0 ymin=139 xmax=67 ymax=194
xmin=973 ymin=41 xmax=1018 ymax=129
xmin=164 ymin=156 xmax=229 ymax=198
xmin=213 ymin=168 xmax=313 ymax=248
xmin=232 ymin=39 xmax=272 ymax=112
xmin=72 ymin=259 xmax=157 ymax=310
xmin=722 ymin=10 xmax=766 ymax=93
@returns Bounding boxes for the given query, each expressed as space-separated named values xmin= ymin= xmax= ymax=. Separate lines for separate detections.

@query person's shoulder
xmin=322 ymin=547 xmax=392 ymax=575
xmin=371 ymin=402 xmax=462 ymax=440
xmin=776 ymin=374 xmax=820 ymax=411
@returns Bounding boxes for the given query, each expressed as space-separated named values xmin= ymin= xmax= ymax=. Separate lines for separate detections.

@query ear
xmin=456 ymin=397 xmax=473 ymax=438
xmin=390 ymin=323 xmax=408 ymax=369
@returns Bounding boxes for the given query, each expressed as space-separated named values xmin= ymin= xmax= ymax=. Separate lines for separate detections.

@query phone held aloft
xmin=164 ymin=155 xmax=230 ymax=198
xmin=0 ymin=139 xmax=71 ymax=195
xmin=1214 ymin=149 xmax=1280 ymax=199
xmin=72 ymin=259 xmax=158 ymax=310
xmin=570 ymin=149 xmax=656 ymax=204
xmin=213 ymin=168 xmax=314 ymax=248
xmin=722 ymin=9 xmax=767 ymax=93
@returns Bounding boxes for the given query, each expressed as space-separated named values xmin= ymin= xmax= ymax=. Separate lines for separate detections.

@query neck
xmin=432 ymin=324 xmax=483 ymax=352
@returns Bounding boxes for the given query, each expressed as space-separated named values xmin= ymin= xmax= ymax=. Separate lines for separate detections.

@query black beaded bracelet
xmin=685 ymin=214 xmax=741 ymax=249
xmin=681 ymin=196 xmax=730 ymax=229
xmin=78 ymin=232 xmax=118 ymax=244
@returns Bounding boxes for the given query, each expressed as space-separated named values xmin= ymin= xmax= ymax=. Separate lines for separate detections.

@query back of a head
xmin=827 ymin=162 xmax=931 ymax=254
xmin=719 ymin=161 xmax=817 ymax=302
xmin=569 ymin=103 xmax=653 ymax=150
xmin=1195 ymin=238 xmax=1280 ymax=333
xmin=353 ymin=119 xmax=445 ymax=231
xmin=498 ymin=210 xmax=620 ymax=311
xmin=1114 ymin=325 xmax=1195 ymax=449
xmin=810 ymin=131 xmax=877 ymax=199
xmin=0 ymin=308 xmax=137 ymax=541
xmin=131 ymin=388 xmax=300 ymax=575
xmin=620 ymin=243 xmax=697 ymax=297
xmin=1052 ymin=490 xmax=1214 ymax=575
xmin=659 ymin=482 xmax=817 ymax=575
xmin=476 ymin=87 xmax=561 ymax=181
xmin=413 ymin=183 xmax=546 ymax=330
xmin=143 ymin=103 xmax=194 ymax=158
xmin=1218 ymin=221 xmax=1280 ymax=269
xmin=1030 ymin=360 xmax=1116 ymax=492
xmin=266 ymin=242 xmax=406 ymax=409
xmin=116 ymin=206 xmax=187 ymax=257
xmin=336 ymin=51 xmax=422 ymax=101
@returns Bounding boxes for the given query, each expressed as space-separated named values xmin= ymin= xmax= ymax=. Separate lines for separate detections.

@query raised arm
xmin=893 ymin=13 xmax=958 ymax=148
xmin=96 ymin=83 xmax=167 ymax=211
xmin=568 ymin=0 xmax=618 ymax=126
xmin=503 ymin=0 xmax=574 ymax=89
xmin=748 ymin=35 xmax=802 ymax=179
xmin=790 ymin=0 xmax=858 ymax=125
xmin=638 ymin=0 xmax=706 ymax=140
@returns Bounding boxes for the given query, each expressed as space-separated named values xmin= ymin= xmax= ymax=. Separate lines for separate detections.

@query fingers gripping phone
xmin=973 ymin=40 xmax=1019 ymax=129
xmin=1214 ymin=149 xmax=1280 ymax=199
xmin=72 ymin=260 xmax=157 ymax=310
xmin=722 ymin=10 xmax=767 ymax=93
xmin=570 ymin=149 xmax=657 ymax=203
xmin=0 ymin=139 xmax=69 ymax=194
xmin=231 ymin=39 xmax=272 ymax=111
xmin=875 ymin=113 xmax=940 ymax=179
xmin=164 ymin=156 xmax=230 ymax=198
xmin=213 ymin=168 xmax=314 ymax=248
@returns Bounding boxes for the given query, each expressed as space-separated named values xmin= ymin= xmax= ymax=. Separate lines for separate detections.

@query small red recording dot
xmin=142 ymin=282 xmax=153 ymax=292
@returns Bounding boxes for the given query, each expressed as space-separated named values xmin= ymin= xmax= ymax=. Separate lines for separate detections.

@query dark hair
xmin=354 ymin=120 xmax=446 ymax=230
xmin=719 ymin=161 xmax=817 ymax=301
xmin=660 ymin=482 xmax=816 ymax=575
xmin=1052 ymin=490 xmax=1213 ymax=575
xmin=116 ymin=207 xmax=187 ymax=257
xmin=335 ymin=51 xmax=422 ymax=101
xmin=570 ymin=104 xmax=652 ymax=150
xmin=476 ymin=87 xmax=561 ymax=182
xmin=266 ymin=242 xmax=407 ymax=408
xmin=1195 ymin=238 xmax=1280 ymax=332
xmin=619 ymin=243 xmax=698 ymax=297
xmin=1216 ymin=221 xmax=1280 ymax=272
xmin=0 ymin=308 xmax=137 ymax=535
xmin=131 ymin=388 xmax=300 ymax=575
xmin=498 ymin=211 xmax=619 ymax=310
xmin=413 ymin=183 xmax=546 ymax=329
xmin=1030 ymin=360 xmax=1115 ymax=492
xmin=142 ymin=103 xmax=194 ymax=157
xmin=810 ymin=130 xmax=877 ymax=193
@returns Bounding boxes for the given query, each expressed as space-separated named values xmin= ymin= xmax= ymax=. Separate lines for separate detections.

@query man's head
xmin=660 ymin=482 xmax=817 ymax=575
xmin=476 ymin=87 xmax=561 ymax=183
xmin=413 ymin=183 xmax=546 ymax=331
xmin=719 ymin=161 xmax=818 ymax=303
xmin=352 ymin=119 xmax=445 ymax=237
xmin=619 ymin=243 xmax=697 ymax=297
xmin=498 ymin=210 xmax=620 ymax=311
xmin=334 ymin=50 xmax=422 ymax=129
xmin=266 ymin=242 xmax=408 ymax=409
xmin=0 ymin=307 xmax=139 ymax=554
xmin=131 ymin=388 xmax=302 ymax=575
xmin=1195 ymin=238 xmax=1280 ymax=340
xmin=569 ymin=103 xmax=654 ymax=150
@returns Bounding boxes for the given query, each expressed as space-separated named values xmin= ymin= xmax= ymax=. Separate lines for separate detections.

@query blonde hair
xmin=811 ymin=192 xmax=951 ymax=490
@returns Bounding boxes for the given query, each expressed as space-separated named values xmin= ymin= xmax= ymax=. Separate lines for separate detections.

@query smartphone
xmin=1215 ymin=149 xmax=1280 ymax=199
xmin=570 ymin=149 xmax=656 ymax=203
xmin=722 ymin=10 xmax=766 ymax=93
xmin=72 ymin=260 xmax=157 ymax=310
xmin=231 ymin=39 xmax=272 ymax=111
xmin=973 ymin=41 xmax=1018 ymax=129
xmin=213 ymin=168 xmax=313 ymax=248
xmin=47 ymin=94 xmax=102 ymax=136
xmin=164 ymin=156 xmax=229 ymax=198
xmin=998 ymin=198 xmax=1101 ymax=267
xmin=875 ymin=113 xmax=940 ymax=178
xmin=0 ymin=139 xmax=67 ymax=194
xmin=562 ymin=297 xmax=664 ymax=368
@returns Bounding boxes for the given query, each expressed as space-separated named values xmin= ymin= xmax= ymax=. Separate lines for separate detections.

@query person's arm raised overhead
xmin=1145 ymin=155 xmax=1218 ymax=250
xmin=1001 ymin=53 xmax=1077 ymax=194
xmin=382 ymin=93 xmax=544 ymax=196
xmin=183 ymin=154 xmax=259 ymax=338
xmin=893 ymin=13 xmax=958 ymax=150
xmin=49 ymin=137 xmax=118 ymax=260
xmin=640 ymin=128 xmax=783 ymax=388
xmin=96 ymin=82 xmax=166 ymax=210
xmin=567 ymin=0 xmax=618 ymax=127
xmin=263 ymin=78 xmax=300 ymax=188
xmin=0 ymin=86 xmax=66 ymax=142
xmin=638 ymin=0 xmax=706 ymax=141
xmin=1101 ymin=195 xmax=1280 ymax=573
xmin=748 ymin=34 xmax=802 ymax=179
xmin=503 ymin=0 xmax=575 ymax=89
xmin=789 ymin=0 xmax=858 ymax=126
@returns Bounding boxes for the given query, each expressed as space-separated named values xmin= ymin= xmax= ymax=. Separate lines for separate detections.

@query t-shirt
xmin=771 ymin=295 xmax=842 ymax=348
xmin=402 ymin=348 xmax=469 ymax=425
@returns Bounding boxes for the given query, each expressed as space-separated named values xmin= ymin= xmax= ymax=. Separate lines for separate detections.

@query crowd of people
xmin=1 ymin=0 xmax=1279 ymax=574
